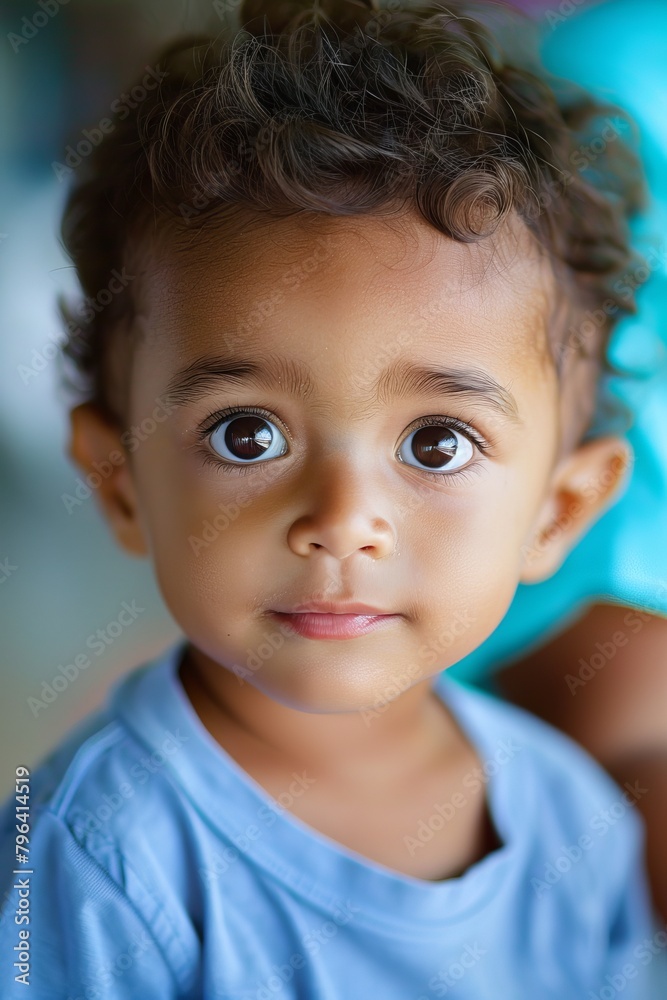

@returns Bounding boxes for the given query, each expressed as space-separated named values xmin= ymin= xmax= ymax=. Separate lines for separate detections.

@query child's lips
xmin=285 ymin=600 xmax=394 ymax=615
xmin=268 ymin=610 xmax=401 ymax=640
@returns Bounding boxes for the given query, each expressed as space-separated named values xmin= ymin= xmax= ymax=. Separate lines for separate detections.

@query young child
xmin=1 ymin=0 xmax=665 ymax=996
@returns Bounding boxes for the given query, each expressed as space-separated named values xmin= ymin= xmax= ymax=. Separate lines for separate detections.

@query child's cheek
xmin=408 ymin=489 xmax=529 ymax=667
xmin=138 ymin=432 xmax=537 ymax=676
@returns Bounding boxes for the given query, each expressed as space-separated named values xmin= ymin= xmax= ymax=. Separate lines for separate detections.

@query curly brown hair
xmin=56 ymin=0 xmax=645 ymax=431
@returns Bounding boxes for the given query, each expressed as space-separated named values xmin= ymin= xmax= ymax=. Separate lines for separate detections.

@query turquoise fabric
xmin=449 ymin=0 xmax=667 ymax=686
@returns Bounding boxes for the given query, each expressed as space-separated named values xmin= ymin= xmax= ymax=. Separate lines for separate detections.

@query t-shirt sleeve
xmin=1 ymin=808 xmax=184 ymax=999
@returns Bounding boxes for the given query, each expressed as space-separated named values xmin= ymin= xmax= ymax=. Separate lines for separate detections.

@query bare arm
xmin=496 ymin=603 xmax=667 ymax=922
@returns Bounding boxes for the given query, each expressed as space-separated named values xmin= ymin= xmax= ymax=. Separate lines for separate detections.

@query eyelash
xmin=195 ymin=405 xmax=490 ymax=483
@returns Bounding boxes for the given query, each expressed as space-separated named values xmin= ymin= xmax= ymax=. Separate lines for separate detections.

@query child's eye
xmin=201 ymin=407 xmax=486 ymax=478
xmin=208 ymin=408 xmax=289 ymax=465
xmin=396 ymin=418 xmax=479 ymax=475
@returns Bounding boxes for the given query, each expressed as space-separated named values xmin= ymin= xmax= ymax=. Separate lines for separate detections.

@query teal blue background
xmin=449 ymin=0 xmax=667 ymax=686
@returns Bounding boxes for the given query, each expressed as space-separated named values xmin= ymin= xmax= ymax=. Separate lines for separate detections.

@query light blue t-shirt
xmin=1 ymin=640 xmax=665 ymax=999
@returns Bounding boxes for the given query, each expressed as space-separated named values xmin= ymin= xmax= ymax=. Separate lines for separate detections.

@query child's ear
xmin=519 ymin=435 xmax=632 ymax=584
xmin=68 ymin=403 xmax=150 ymax=558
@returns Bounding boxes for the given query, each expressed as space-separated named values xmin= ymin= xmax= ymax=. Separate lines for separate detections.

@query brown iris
xmin=410 ymin=426 xmax=458 ymax=469
xmin=225 ymin=415 xmax=273 ymax=460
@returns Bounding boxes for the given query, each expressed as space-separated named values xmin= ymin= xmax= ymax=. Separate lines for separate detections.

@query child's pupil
xmin=227 ymin=415 xmax=273 ymax=458
xmin=414 ymin=426 xmax=458 ymax=467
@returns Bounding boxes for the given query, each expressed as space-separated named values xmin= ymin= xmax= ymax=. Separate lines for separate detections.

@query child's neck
xmin=178 ymin=643 xmax=463 ymax=789
xmin=178 ymin=644 xmax=502 ymax=882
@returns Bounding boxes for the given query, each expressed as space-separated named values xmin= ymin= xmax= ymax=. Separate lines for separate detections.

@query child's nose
xmin=285 ymin=450 xmax=397 ymax=561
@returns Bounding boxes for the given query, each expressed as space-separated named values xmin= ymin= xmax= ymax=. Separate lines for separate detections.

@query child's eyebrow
xmin=164 ymin=353 xmax=521 ymax=424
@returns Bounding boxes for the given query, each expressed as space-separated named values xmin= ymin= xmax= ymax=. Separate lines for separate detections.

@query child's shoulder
xmin=1 ymin=647 xmax=188 ymax=850
xmin=0 ymin=647 xmax=198 ymax=911
xmin=438 ymin=667 xmax=625 ymax=787
xmin=436 ymin=671 xmax=647 ymax=866
xmin=439 ymin=670 xmax=603 ymax=770
xmin=0 ymin=645 xmax=199 ymax=996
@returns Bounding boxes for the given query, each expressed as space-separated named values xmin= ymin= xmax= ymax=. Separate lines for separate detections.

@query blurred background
xmin=0 ymin=0 xmax=227 ymax=799
xmin=0 ymin=0 xmax=664 ymax=799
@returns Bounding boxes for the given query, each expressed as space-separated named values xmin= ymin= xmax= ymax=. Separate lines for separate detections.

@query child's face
xmin=71 ymin=210 xmax=628 ymax=712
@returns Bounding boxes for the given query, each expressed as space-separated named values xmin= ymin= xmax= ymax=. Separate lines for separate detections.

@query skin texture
xmin=67 ymin=209 xmax=630 ymax=880
xmin=497 ymin=602 xmax=667 ymax=920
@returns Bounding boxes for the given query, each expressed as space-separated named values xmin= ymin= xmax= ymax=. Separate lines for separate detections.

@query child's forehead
xmin=137 ymin=209 xmax=556 ymax=374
